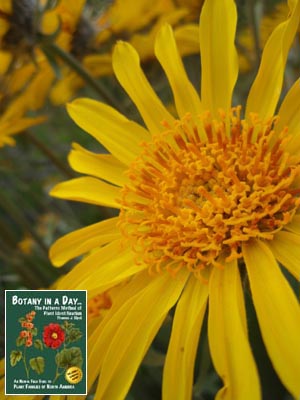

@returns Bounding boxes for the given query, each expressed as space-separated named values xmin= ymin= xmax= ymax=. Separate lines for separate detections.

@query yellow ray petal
xmin=49 ymin=217 xmax=119 ymax=267
xmin=275 ymin=78 xmax=300 ymax=154
xmin=48 ymin=396 xmax=65 ymax=400
xmin=87 ymin=270 xmax=153 ymax=392
xmin=69 ymin=143 xmax=128 ymax=187
xmin=174 ymin=24 xmax=199 ymax=57
xmin=112 ymin=41 xmax=174 ymax=134
xmin=246 ymin=1 xmax=300 ymax=120
xmin=0 ymin=116 xmax=46 ymax=137
xmin=50 ymin=177 xmax=120 ymax=208
xmin=285 ymin=214 xmax=300 ymax=235
xmin=67 ymin=98 xmax=149 ymax=165
xmin=243 ymin=240 xmax=300 ymax=398
xmin=96 ymin=271 xmax=189 ymax=400
xmin=155 ymin=24 xmax=202 ymax=119
xmin=199 ymin=0 xmax=238 ymax=116
xmin=56 ymin=240 xmax=145 ymax=293
xmin=0 ymin=0 xmax=12 ymax=14
xmin=267 ymin=231 xmax=300 ymax=279
xmin=208 ymin=260 xmax=260 ymax=400
xmin=163 ymin=276 xmax=208 ymax=400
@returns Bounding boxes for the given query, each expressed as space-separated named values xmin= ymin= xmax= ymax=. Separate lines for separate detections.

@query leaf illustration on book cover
xmin=63 ymin=322 xmax=82 ymax=344
xmin=55 ymin=347 xmax=83 ymax=368
xmin=16 ymin=336 xmax=26 ymax=347
xmin=34 ymin=339 xmax=44 ymax=350
xmin=29 ymin=357 xmax=45 ymax=375
xmin=10 ymin=350 xmax=22 ymax=367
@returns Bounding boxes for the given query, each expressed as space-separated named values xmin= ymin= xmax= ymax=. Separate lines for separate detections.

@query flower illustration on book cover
xmin=47 ymin=321 xmax=84 ymax=383
xmin=43 ymin=323 xmax=65 ymax=349
xmin=9 ymin=310 xmax=45 ymax=378
xmin=10 ymin=313 xmax=83 ymax=383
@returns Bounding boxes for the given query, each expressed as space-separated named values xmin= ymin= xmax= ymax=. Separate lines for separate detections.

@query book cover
xmin=5 ymin=290 xmax=87 ymax=395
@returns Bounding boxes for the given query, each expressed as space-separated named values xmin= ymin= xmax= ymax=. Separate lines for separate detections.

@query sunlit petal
xmin=163 ymin=276 xmax=208 ymax=400
xmin=50 ymin=177 xmax=120 ymax=208
xmin=246 ymin=1 xmax=300 ymax=120
xmin=275 ymin=78 xmax=300 ymax=154
xmin=155 ymin=24 xmax=202 ymax=119
xmin=243 ymin=240 xmax=300 ymax=398
xmin=209 ymin=260 xmax=260 ymax=400
xmin=113 ymin=41 xmax=174 ymax=134
xmin=56 ymin=240 xmax=145 ymax=293
xmin=49 ymin=217 xmax=120 ymax=267
xmin=199 ymin=0 xmax=238 ymax=115
xmin=267 ymin=230 xmax=300 ymax=279
xmin=95 ymin=271 xmax=188 ymax=400
xmin=87 ymin=271 xmax=152 ymax=392
xmin=69 ymin=143 xmax=128 ymax=187
xmin=67 ymin=99 xmax=149 ymax=165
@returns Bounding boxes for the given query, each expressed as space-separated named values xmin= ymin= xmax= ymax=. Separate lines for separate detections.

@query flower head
xmin=50 ymin=0 xmax=300 ymax=399
xmin=43 ymin=323 xmax=65 ymax=349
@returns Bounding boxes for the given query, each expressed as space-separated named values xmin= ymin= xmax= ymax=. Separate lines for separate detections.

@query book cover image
xmin=5 ymin=290 xmax=87 ymax=395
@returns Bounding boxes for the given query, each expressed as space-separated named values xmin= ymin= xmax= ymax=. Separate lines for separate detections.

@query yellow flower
xmin=0 ymin=0 xmax=86 ymax=103
xmin=0 ymin=0 xmax=56 ymax=70
xmin=50 ymin=0 xmax=300 ymax=399
xmin=0 ymin=94 xmax=45 ymax=147
xmin=50 ymin=0 xmax=200 ymax=105
xmin=0 ymin=0 xmax=84 ymax=55
xmin=176 ymin=0 xmax=204 ymax=20
xmin=17 ymin=235 xmax=35 ymax=255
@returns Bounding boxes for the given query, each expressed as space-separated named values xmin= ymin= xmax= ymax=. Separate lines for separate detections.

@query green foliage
xmin=31 ymin=327 xmax=38 ymax=337
xmin=34 ymin=339 xmax=44 ymax=350
xmin=62 ymin=321 xmax=83 ymax=344
xmin=16 ymin=337 xmax=26 ymax=347
xmin=55 ymin=347 xmax=83 ymax=369
xmin=29 ymin=357 xmax=45 ymax=374
xmin=10 ymin=350 xmax=22 ymax=367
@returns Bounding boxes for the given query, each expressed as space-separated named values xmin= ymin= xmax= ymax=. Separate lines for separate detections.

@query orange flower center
xmin=119 ymin=107 xmax=300 ymax=278
xmin=51 ymin=332 xmax=58 ymax=340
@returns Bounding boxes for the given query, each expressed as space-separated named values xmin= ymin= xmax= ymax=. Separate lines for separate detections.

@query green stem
xmin=42 ymin=43 xmax=125 ymax=113
xmin=23 ymin=346 xmax=30 ymax=379
xmin=23 ymin=130 xmax=75 ymax=178
xmin=53 ymin=366 xmax=65 ymax=383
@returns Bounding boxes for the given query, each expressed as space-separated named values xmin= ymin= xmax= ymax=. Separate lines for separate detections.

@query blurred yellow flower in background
xmin=18 ymin=235 xmax=34 ymax=255
xmin=0 ymin=0 xmax=87 ymax=145
xmin=0 ymin=94 xmax=45 ymax=147
xmin=47 ymin=0 xmax=300 ymax=399
xmin=50 ymin=0 xmax=202 ymax=105
xmin=238 ymin=1 xmax=299 ymax=73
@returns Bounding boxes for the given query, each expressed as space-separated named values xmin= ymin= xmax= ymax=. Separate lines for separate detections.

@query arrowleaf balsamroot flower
xmin=50 ymin=0 xmax=300 ymax=399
